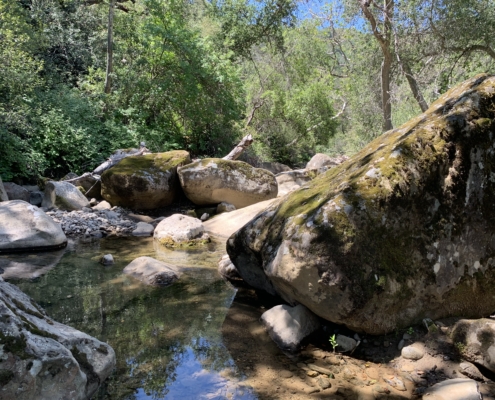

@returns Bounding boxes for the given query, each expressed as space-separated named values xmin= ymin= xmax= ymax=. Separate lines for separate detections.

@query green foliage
xmin=210 ymin=0 xmax=297 ymax=59
xmin=244 ymin=23 xmax=339 ymax=166
xmin=329 ymin=334 xmax=338 ymax=352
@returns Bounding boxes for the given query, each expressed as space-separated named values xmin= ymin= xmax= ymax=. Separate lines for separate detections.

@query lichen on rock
xmin=228 ymin=74 xmax=495 ymax=334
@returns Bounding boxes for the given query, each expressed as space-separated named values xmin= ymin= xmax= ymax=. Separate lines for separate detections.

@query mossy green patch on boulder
xmin=228 ymin=74 xmax=495 ymax=334
xmin=177 ymin=158 xmax=278 ymax=208
xmin=101 ymin=150 xmax=191 ymax=210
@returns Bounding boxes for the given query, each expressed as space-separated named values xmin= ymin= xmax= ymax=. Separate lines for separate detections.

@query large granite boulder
xmin=123 ymin=256 xmax=181 ymax=286
xmin=178 ymin=158 xmax=278 ymax=208
xmin=227 ymin=74 xmax=495 ymax=335
xmin=0 ymin=200 xmax=67 ymax=253
xmin=101 ymin=150 xmax=191 ymax=210
xmin=0 ymin=276 xmax=116 ymax=400
xmin=0 ymin=177 xmax=8 ymax=202
xmin=3 ymin=182 xmax=30 ymax=202
xmin=42 ymin=181 xmax=90 ymax=211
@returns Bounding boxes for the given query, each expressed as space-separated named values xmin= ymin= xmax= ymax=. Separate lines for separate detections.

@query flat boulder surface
xmin=0 ymin=277 xmax=116 ymax=400
xmin=228 ymin=74 xmax=495 ymax=334
xmin=0 ymin=200 xmax=67 ymax=253
xmin=42 ymin=181 xmax=90 ymax=211
xmin=178 ymin=158 xmax=278 ymax=208
xmin=101 ymin=150 xmax=191 ymax=210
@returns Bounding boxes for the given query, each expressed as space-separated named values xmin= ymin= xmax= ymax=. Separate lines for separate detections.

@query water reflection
xmin=1 ymin=237 xmax=257 ymax=400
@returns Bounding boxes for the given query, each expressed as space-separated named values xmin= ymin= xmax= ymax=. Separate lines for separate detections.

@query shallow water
xmin=1 ymin=236 xmax=257 ymax=400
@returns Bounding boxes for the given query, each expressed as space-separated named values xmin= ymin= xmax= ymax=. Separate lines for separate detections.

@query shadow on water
xmin=1 ymin=236 xmax=257 ymax=400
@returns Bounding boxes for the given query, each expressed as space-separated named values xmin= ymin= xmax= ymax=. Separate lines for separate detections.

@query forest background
xmin=1 ymin=0 xmax=494 ymax=181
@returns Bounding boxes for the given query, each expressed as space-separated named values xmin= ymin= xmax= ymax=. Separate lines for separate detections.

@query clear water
xmin=1 ymin=237 xmax=257 ymax=400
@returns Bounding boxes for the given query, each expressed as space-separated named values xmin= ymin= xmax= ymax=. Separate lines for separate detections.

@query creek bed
xmin=1 ymin=236 xmax=257 ymax=400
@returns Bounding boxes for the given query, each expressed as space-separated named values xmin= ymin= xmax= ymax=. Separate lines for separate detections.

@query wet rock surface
xmin=0 ymin=276 xmax=116 ymax=400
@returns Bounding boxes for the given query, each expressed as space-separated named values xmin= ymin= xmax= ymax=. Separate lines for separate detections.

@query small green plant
xmin=407 ymin=327 xmax=414 ymax=335
xmin=329 ymin=334 xmax=338 ymax=353
xmin=454 ymin=342 xmax=466 ymax=355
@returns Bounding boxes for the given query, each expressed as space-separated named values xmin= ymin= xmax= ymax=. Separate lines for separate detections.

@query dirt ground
xmin=221 ymin=288 xmax=495 ymax=400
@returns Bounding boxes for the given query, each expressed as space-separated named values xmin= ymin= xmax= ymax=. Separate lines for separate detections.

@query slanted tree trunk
xmin=222 ymin=134 xmax=254 ymax=161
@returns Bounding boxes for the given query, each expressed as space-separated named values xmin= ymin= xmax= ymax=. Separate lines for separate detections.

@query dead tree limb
xmin=222 ymin=134 xmax=254 ymax=161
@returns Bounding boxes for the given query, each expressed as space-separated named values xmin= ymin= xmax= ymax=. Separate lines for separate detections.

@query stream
xmin=0 ymin=236 xmax=257 ymax=400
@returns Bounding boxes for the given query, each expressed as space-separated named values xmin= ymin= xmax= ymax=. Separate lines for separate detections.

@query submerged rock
xmin=228 ymin=74 xmax=495 ymax=334
xmin=0 ymin=200 xmax=67 ymax=253
xmin=123 ymin=256 xmax=181 ymax=286
xmin=42 ymin=181 xmax=90 ymax=211
xmin=0 ymin=276 xmax=116 ymax=400
xmin=178 ymin=158 xmax=278 ymax=208
xmin=101 ymin=150 xmax=191 ymax=210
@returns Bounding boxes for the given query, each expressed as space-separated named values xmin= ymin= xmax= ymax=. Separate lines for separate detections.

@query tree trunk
xmin=104 ymin=0 xmax=114 ymax=94
xmin=222 ymin=134 xmax=254 ymax=161
xmin=402 ymin=60 xmax=428 ymax=112
xmin=359 ymin=0 xmax=395 ymax=132
xmin=381 ymin=50 xmax=393 ymax=131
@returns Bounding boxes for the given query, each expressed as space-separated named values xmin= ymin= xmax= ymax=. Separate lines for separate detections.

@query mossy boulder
xmin=227 ymin=74 xmax=495 ymax=335
xmin=0 ymin=177 xmax=8 ymax=202
xmin=0 ymin=276 xmax=115 ymax=399
xmin=177 ymin=158 xmax=278 ymax=208
xmin=101 ymin=150 xmax=191 ymax=210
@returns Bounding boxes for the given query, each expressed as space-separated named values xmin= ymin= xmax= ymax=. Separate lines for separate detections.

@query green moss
xmin=104 ymin=151 xmax=191 ymax=180
xmin=0 ymin=331 xmax=29 ymax=360
xmin=12 ymin=298 xmax=44 ymax=319
xmin=198 ymin=158 xmax=275 ymax=184
xmin=157 ymin=236 xmax=210 ymax=248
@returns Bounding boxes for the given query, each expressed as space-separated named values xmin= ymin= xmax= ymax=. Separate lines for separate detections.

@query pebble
xmin=398 ymin=339 xmax=405 ymax=350
xmin=401 ymin=344 xmax=425 ymax=360
xmin=317 ymin=377 xmax=331 ymax=389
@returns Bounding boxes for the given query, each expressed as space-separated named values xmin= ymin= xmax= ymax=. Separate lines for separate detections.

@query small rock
xmin=82 ymin=207 xmax=93 ymax=213
xmin=100 ymin=254 xmax=114 ymax=266
xmin=307 ymin=363 xmax=333 ymax=376
xmin=317 ymin=377 xmax=331 ymax=390
xmin=459 ymin=362 xmax=484 ymax=381
xmin=280 ymin=370 xmax=293 ymax=379
xmin=403 ymin=333 xmax=412 ymax=340
xmin=401 ymin=344 xmax=425 ymax=360
xmin=200 ymin=213 xmax=209 ymax=221
xmin=336 ymin=334 xmax=357 ymax=352
xmin=398 ymin=339 xmax=405 ymax=350
xmin=93 ymin=200 xmax=112 ymax=211
xmin=306 ymin=370 xmax=318 ymax=377
xmin=89 ymin=198 xmax=98 ymax=206
xmin=217 ymin=202 xmax=236 ymax=214
xmin=132 ymin=222 xmax=155 ymax=237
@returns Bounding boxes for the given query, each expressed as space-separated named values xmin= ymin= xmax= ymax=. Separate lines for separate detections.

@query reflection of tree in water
xmin=13 ymin=241 xmax=240 ymax=399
